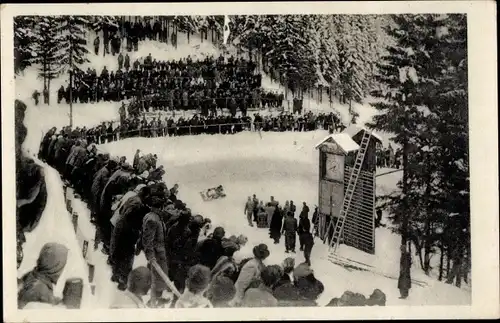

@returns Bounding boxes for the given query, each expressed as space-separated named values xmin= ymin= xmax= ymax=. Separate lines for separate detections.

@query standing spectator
xmin=118 ymin=52 xmax=124 ymax=70
xmin=43 ymin=87 xmax=49 ymax=104
xmin=300 ymin=202 xmax=310 ymax=219
xmin=32 ymin=90 xmax=40 ymax=106
xmin=109 ymin=266 xmax=152 ymax=309
xmin=141 ymin=195 xmax=169 ymax=306
xmin=398 ymin=244 xmax=412 ymax=299
xmin=282 ymin=212 xmax=298 ymax=253
xmin=110 ymin=186 xmax=151 ymax=290
xmin=93 ymin=36 xmax=100 ymax=55
xmin=132 ymin=149 xmax=141 ymax=170
xmin=269 ymin=206 xmax=283 ymax=244
xmin=244 ymin=196 xmax=254 ymax=227
xmin=232 ymin=244 xmax=269 ymax=306
xmin=124 ymin=53 xmax=131 ymax=71
xmin=302 ymin=231 xmax=314 ymax=266
xmin=298 ymin=211 xmax=311 ymax=251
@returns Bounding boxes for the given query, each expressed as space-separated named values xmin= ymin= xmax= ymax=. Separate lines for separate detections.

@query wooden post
xmin=72 ymin=212 xmax=78 ymax=233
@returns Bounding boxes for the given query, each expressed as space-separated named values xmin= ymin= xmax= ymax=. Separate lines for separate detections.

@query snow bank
xmin=18 ymin=162 xmax=94 ymax=308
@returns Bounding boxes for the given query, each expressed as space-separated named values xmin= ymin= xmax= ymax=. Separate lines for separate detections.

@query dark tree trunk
xmin=438 ymin=242 xmax=444 ymax=281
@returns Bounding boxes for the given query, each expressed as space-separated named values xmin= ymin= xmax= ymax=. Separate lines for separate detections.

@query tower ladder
xmin=326 ymin=130 xmax=372 ymax=253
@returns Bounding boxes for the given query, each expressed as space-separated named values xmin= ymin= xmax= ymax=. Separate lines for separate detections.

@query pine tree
xmin=31 ymin=16 xmax=64 ymax=105
xmin=14 ymin=16 xmax=39 ymax=74
xmin=56 ymin=15 xmax=91 ymax=128
xmin=368 ymin=14 xmax=469 ymax=289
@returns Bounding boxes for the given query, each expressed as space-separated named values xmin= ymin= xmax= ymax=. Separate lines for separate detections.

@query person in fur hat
xmin=175 ymin=265 xmax=212 ymax=308
xmin=232 ymin=244 xmax=270 ymax=306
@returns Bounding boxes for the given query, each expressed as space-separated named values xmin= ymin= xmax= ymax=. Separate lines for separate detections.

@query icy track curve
xmin=96 ymin=130 xmax=471 ymax=307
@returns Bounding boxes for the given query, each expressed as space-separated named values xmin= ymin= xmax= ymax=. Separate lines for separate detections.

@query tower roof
xmin=315 ymin=133 xmax=360 ymax=154
xmin=342 ymin=125 xmax=383 ymax=144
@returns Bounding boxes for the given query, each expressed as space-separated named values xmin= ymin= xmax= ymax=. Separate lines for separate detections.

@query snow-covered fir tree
xmin=14 ymin=16 xmax=39 ymax=74
xmin=367 ymin=14 xmax=469 ymax=287
xmin=55 ymin=15 xmax=91 ymax=127
xmin=31 ymin=16 xmax=65 ymax=104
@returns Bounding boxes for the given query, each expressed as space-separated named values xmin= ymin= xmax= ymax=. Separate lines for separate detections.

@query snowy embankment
xmin=17 ymin=161 xmax=94 ymax=308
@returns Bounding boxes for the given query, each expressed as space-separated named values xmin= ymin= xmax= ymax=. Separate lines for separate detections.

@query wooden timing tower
xmin=315 ymin=125 xmax=382 ymax=255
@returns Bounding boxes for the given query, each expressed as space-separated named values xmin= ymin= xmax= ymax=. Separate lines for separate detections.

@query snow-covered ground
xmin=15 ymin=33 xmax=470 ymax=310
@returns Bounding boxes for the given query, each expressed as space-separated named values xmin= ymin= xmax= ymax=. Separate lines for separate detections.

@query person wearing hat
xmin=98 ymin=161 xmax=135 ymax=254
xmin=232 ymin=243 xmax=270 ymax=306
xmin=110 ymin=186 xmax=151 ymax=290
xmin=110 ymin=266 xmax=152 ymax=308
xmin=142 ymin=195 xmax=170 ymax=306
xmin=242 ymin=265 xmax=281 ymax=307
xmin=18 ymin=243 xmax=69 ymax=309
xmin=90 ymin=158 xmax=118 ymax=223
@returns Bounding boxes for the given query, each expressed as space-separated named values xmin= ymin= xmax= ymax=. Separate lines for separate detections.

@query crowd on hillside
xmin=31 ymin=54 xmax=289 ymax=118
xmin=21 ymin=124 xmax=387 ymax=309
xmin=48 ymin=112 xmax=345 ymax=146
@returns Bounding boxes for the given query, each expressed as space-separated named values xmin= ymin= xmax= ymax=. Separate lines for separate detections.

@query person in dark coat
xmin=110 ymin=186 xmax=151 ymax=290
xmin=298 ymin=212 xmax=311 ymax=251
xmin=282 ymin=212 xmax=298 ymax=253
xmin=142 ymin=194 xmax=170 ymax=306
xmin=269 ymin=206 xmax=283 ymax=244
xmin=124 ymin=53 xmax=131 ymax=71
xmin=300 ymin=202 xmax=310 ymax=219
xmin=38 ymin=127 xmax=57 ymax=161
xmin=97 ymin=163 xmax=132 ymax=253
xmin=398 ymin=244 xmax=412 ymax=299
xmin=93 ymin=36 xmax=100 ymax=55
xmin=302 ymin=231 xmax=314 ymax=266
xmin=166 ymin=210 xmax=193 ymax=292
xmin=196 ymin=227 xmax=225 ymax=270
xmin=90 ymin=159 xmax=118 ymax=223
xmin=118 ymin=52 xmax=124 ymax=70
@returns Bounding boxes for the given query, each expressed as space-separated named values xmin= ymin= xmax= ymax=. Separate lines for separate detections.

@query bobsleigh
xmin=200 ymin=185 xmax=226 ymax=201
